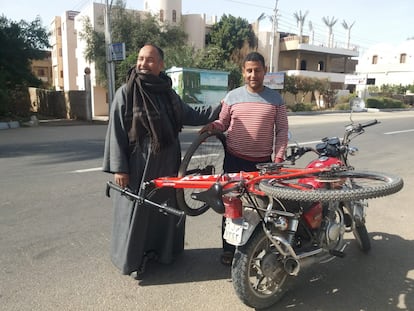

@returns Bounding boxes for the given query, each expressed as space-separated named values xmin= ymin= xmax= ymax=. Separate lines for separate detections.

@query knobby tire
xmin=176 ymin=131 xmax=226 ymax=216
xmin=259 ymin=170 xmax=403 ymax=202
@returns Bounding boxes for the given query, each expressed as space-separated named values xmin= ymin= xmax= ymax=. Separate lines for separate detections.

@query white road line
xmin=289 ymin=140 xmax=321 ymax=146
xmin=384 ymin=129 xmax=414 ymax=135
xmin=70 ymin=167 xmax=102 ymax=173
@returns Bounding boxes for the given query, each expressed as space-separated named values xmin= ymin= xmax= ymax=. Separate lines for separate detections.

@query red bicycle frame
xmin=151 ymin=166 xmax=331 ymax=195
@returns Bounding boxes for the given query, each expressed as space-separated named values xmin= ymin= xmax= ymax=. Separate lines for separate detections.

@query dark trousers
xmin=222 ymin=151 xmax=271 ymax=253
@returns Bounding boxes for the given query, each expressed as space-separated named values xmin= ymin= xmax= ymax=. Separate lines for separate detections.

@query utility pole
xmin=105 ymin=0 xmax=115 ymax=113
xmin=269 ymin=0 xmax=279 ymax=73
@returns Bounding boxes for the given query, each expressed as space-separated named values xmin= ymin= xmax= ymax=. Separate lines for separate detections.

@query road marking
xmin=289 ymin=140 xmax=321 ymax=146
xmin=71 ymin=167 xmax=102 ymax=173
xmin=384 ymin=129 xmax=414 ymax=135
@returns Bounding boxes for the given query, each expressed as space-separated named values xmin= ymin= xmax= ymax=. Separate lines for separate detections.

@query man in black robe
xmin=103 ymin=44 xmax=217 ymax=277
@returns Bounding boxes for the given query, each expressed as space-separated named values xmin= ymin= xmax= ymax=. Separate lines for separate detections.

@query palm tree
xmin=293 ymin=10 xmax=309 ymax=43
xmin=322 ymin=16 xmax=338 ymax=47
xmin=342 ymin=20 xmax=355 ymax=49
xmin=308 ymin=21 xmax=314 ymax=44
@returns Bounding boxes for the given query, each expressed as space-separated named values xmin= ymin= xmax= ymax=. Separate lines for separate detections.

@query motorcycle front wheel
xmin=232 ymin=228 xmax=290 ymax=309
xmin=353 ymin=223 xmax=371 ymax=252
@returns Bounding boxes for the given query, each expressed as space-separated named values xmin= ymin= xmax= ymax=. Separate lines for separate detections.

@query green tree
xmin=207 ymin=14 xmax=256 ymax=65
xmin=282 ymin=75 xmax=299 ymax=102
xmin=0 ymin=15 xmax=50 ymax=116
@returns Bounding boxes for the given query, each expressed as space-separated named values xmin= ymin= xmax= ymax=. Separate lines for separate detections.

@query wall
xmin=28 ymin=88 xmax=89 ymax=120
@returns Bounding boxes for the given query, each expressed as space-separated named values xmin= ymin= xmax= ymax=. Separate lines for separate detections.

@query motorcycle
xmin=218 ymin=116 xmax=402 ymax=309
xmin=106 ymin=113 xmax=404 ymax=310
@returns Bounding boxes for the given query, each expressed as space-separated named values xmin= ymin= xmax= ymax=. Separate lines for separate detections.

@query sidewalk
xmin=0 ymin=117 xmax=108 ymax=129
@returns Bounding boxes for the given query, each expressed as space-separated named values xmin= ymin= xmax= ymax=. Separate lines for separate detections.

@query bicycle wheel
xmin=176 ymin=130 xmax=226 ymax=216
xmin=259 ymin=170 xmax=403 ymax=202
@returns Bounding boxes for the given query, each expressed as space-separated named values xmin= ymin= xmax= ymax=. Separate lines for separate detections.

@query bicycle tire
xmin=176 ymin=130 xmax=226 ymax=216
xmin=259 ymin=170 xmax=403 ymax=202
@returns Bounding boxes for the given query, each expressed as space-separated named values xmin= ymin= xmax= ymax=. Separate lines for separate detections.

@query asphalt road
xmin=1 ymin=110 xmax=413 ymax=311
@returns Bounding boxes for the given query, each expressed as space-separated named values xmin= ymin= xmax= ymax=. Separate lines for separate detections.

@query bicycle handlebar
xmin=106 ymin=181 xmax=186 ymax=225
xmin=361 ymin=119 xmax=379 ymax=128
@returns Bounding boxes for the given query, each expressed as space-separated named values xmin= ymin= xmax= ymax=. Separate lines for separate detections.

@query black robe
xmin=103 ymin=83 xmax=217 ymax=275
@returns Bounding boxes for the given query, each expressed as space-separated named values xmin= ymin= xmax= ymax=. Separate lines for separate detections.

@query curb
xmin=0 ymin=121 xmax=20 ymax=130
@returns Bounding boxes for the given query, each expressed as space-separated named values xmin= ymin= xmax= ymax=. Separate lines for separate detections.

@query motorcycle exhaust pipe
xmin=283 ymin=248 xmax=323 ymax=276
xmin=283 ymin=257 xmax=300 ymax=276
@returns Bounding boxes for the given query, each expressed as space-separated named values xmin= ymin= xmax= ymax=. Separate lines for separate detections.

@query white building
xmin=355 ymin=40 xmax=414 ymax=97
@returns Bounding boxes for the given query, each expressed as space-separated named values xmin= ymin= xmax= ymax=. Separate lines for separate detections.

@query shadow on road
xmin=136 ymin=247 xmax=231 ymax=286
xmin=262 ymin=232 xmax=414 ymax=311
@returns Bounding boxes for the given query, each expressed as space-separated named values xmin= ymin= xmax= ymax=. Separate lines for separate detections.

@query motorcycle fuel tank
xmin=299 ymin=156 xmax=344 ymax=189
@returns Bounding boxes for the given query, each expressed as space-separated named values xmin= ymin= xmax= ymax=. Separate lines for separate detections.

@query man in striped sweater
xmin=200 ymin=51 xmax=289 ymax=265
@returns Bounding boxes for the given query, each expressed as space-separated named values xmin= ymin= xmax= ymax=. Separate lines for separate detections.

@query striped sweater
xmin=211 ymin=85 xmax=289 ymax=162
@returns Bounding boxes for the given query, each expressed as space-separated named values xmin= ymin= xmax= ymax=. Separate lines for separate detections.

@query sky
xmin=1 ymin=0 xmax=413 ymax=53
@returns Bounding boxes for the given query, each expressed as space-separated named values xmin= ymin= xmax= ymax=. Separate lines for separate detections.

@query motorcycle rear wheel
xmin=176 ymin=130 xmax=226 ymax=216
xmin=232 ymin=228 xmax=290 ymax=309
xmin=259 ymin=170 xmax=403 ymax=202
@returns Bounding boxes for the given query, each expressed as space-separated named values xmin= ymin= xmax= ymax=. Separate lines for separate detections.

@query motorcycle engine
xmin=319 ymin=202 xmax=346 ymax=250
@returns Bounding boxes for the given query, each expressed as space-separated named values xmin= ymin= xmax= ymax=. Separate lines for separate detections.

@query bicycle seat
xmin=191 ymin=183 xmax=225 ymax=214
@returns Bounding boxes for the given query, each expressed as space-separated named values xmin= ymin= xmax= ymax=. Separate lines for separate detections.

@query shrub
xmin=288 ymin=102 xmax=316 ymax=112
xmin=333 ymin=102 xmax=350 ymax=110
xmin=366 ymin=97 xmax=409 ymax=109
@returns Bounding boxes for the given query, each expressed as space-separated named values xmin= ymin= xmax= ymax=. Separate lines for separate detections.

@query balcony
xmin=279 ymin=35 xmax=359 ymax=58
xmin=285 ymin=70 xmax=348 ymax=84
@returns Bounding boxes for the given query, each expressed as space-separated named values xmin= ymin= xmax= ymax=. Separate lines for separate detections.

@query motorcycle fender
xmin=224 ymin=208 xmax=261 ymax=247
xmin=344 ymin=200 xmax=367 ymax=225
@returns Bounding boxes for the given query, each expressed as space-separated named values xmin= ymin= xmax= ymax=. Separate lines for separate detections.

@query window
xmin=372 ymin=55 xmax=378 ymax=64
xmin=172 ymin=10 xmax=177 ymax=22
xmin=160 ymin=10 xmax=164 ymax=22
xmin=300 ymin=60 xmax=307 ymax=70
xmin=318 ymin=61 xmax=324 ymax=71
xmin=37 ymin=68 xmax=45 ymax=76
xmin=400 ymin=53 xmax=407 ymax=64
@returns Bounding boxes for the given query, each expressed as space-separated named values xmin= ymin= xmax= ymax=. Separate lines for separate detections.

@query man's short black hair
xmin=243 ymin=52 xmax=265 ymax=68
xmin=142 ymin=43 xmax=164 ymax=61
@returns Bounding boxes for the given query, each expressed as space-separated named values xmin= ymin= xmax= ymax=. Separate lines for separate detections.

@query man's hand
xmin=199 ymin=123 xmax=214 ymax=134
xmin=114 ymin=173 xmax=129 ymax=188
xmin=275 ymin=157 xmax=284 ymax=163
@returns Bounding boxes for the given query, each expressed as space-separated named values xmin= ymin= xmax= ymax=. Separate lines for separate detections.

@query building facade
xmin=47 ymin=0 xmax=367 ymax=118
xmin=31 ymin=51 xmax=53 ymax=88
xmin=355 ymin=40 xmax=414 ymax=97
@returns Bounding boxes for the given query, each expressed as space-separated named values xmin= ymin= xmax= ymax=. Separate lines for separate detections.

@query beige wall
xmin=182 ymin=14 xmax=206 ymax=49
xmin=28 ymin=87 xmax=91 ymax=120
xmin=51 ymin=17 xmax=64 ymax=90
xmin=61 ymin=11 xmax=79 ymax=91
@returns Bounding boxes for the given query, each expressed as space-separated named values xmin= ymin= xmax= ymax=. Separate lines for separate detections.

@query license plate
xmin=223 ymin=219 xmax=244 ymax=245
